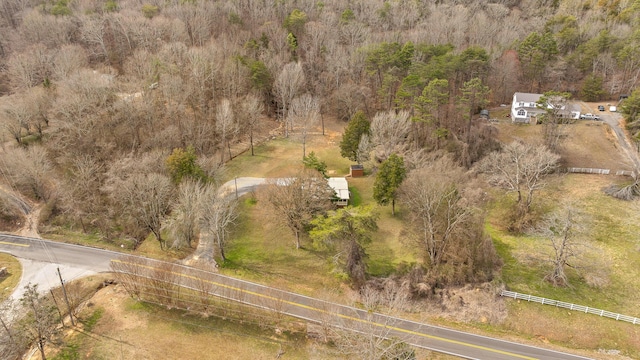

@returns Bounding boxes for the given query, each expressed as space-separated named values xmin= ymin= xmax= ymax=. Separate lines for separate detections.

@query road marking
xmin=0 ymin=240 xmax=29 ymax=247
xmin=112 ymin=259 xmax=537 ymax=360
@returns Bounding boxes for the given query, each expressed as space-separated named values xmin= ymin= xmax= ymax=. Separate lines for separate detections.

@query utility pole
xmin=234 ymin=177 xmax=238 ymax=199
xmin=57 ymin=267 xmax=75 ymax=326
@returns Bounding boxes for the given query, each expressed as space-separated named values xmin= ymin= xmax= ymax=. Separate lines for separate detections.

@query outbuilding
xmin=328 ymin=177 xmax=350 ymax=207
xmin=350 ymin=164 xmax=364 ymax=178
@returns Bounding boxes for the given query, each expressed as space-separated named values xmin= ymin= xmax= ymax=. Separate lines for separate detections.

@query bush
xmin=141 ymin=4 xmax=159 ymax=18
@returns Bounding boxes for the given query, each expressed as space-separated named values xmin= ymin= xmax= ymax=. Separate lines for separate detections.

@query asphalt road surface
xmin=1 ymin=234 xmax=593 ymax=360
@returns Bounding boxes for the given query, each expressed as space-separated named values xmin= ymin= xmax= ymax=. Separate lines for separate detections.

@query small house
xmin=328 ymin=177 xmax=350 ymax=207
xmin=350 ymin=164 xmax=364 ymax=178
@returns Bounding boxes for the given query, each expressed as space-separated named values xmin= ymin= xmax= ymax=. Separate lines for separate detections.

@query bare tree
xmin=399 ymin=156 xmax=472 ymax=267
xmin=478 ymin=141 xmax=559 ymax=222
xmin=369 ymin=110 xmax=412 ymax=162
xmin=0 ymin=94 xmax=30 ymax=145
xmin=5 ymin=44 xmax=51 ymax=91
xmin=274 ymin=62 xmax=306 ymax=137
xmin=16 ymin=284 xmax=60 ymax=360
xmin=261 ymin=169 xmax=334 ymax=249
xmin=529 ymin=203 xmax=590 ymax=287
xmin=289 ymin=93 xmax=320 ymax=158
xmin=330 ymin=284 xmax=416 ymax=360
xmin=201 ymin=194 xmax=238 ymax=262
xmin=0 ymin=145 xmax=53 ymax=201
xmin=216 ymin=98 xmax=238 ymax=164
xmin=107 ymin=171 xmax=173 ymax=249
xmin=163 ymin=180 xmax=211 ymax=249
xmin=51 ymin=44 xmax=88 ymax=81
xmin=58 ymin=154 xmax=103 ymax=232
xmin=240 ymin=94 xmax=264 ymax=156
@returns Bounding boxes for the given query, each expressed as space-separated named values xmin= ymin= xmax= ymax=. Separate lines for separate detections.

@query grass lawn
xmin=220 ymin=198 xmax=346 ymax=298
xmin=0 ymin=253 xmax=21 ymax=302
xmin=487 ymin=174 xmax=640 ymax=357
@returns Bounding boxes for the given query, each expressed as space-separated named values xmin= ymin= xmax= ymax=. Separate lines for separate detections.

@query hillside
xmin=1 ymin=0 xmax=640 ymax=359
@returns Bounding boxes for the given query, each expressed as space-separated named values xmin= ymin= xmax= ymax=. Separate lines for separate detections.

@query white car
xmin=580 ymin=113 xmax=601 ymax=120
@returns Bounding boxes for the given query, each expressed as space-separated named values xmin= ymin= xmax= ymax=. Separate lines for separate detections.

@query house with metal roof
xmin=327 ymin=177 xmax=350 ymax=207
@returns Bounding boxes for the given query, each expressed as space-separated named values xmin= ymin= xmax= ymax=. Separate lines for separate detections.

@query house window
xmin=519 ymin=102 xmax=524 ymax=106
xmin=517 ymin=109 xmax=526 ymax=116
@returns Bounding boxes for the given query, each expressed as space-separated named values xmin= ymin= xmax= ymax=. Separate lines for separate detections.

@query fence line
xmin=565 ymin=167 xmax=637 ymax=177
xmin=500 ymin=290 xmax=639 ymax=325
xmin=566 ymin=167 xmax=611 ymax=175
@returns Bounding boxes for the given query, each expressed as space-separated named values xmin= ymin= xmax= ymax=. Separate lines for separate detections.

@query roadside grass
xmin=50 ymin=283 xmax=456 ymax=360
xmin=487 ymin=174 xmax=640 ymax=356
xmin=55 ymin=286 xmax=341 ymax=360
xmin=44 ymin=228 xmax=133 ymax=252
xmin=44 ymin=227 xmax=192 ymax=261
xmin=0 ymin=253 xmax=21 ymax=302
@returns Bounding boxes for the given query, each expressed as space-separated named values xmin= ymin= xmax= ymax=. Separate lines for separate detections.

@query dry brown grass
xmin=493 ymin=121 xmax=632 ymax=170
xmin=60 ymin=284 xmax=456 ymax=360
xmin=0 ymin=253 xmax=21 ymax=302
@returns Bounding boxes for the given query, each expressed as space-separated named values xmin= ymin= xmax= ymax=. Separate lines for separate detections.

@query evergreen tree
xmin=340 ymin=111 xmax=370 ymax=162
xmin=373 ymin=154 xmax=406 ymax=215
xmin=580 ymin=74 xmax=606 ymax=102
xmin=165 ymin=146 xmax=206 ymax=184
xmin=310 ymin=206 xmax=378 ymax=287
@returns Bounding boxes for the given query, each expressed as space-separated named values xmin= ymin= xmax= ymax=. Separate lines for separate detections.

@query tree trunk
xmin=391 ymin=198 xmax=396 ymax=216
xmin=295 ymin=229 xmax=300 ymax=249
xmin=250 ymin=129 xmax=254 ymax=156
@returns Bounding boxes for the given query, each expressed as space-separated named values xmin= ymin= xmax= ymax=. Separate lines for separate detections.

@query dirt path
xmin=0 ymin=183 xmax=41 ymax=238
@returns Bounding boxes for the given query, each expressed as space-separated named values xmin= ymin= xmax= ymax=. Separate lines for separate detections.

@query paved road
xmin=1 ymin=234 xmax=593 ymax=360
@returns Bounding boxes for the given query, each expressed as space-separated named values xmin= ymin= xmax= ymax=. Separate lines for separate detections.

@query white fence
xmin=566 ymin=167 xmax=610 ymax=174
xmin=500 ymin=290 xmax=640 ymax=325
xmin=565 ymin=167 xmax=636 ymax=177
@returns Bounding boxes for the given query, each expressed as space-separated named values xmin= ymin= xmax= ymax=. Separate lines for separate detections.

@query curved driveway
xmin=1 ymin=234 xmax=593 ymax=360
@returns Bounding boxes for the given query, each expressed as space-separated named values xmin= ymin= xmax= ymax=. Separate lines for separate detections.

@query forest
xmin=0 ymin=0 xmax=640 ymax=300
xmin=2 ymin=0 xmax=640 ymax=358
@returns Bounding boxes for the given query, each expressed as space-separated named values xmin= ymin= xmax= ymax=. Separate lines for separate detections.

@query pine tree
xmin=373 ymin=154 xmax=406 ymax=215
xmin=340 ymin=111 xmax=370 ymax=162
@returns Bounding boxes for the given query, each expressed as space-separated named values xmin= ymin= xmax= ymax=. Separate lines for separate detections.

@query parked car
xmin=610 ymin=106 xmax=617 ymax=112
xmin=580 ymin=113 xmax=601 ymax=120
xmin=598 ymin=105 xmax=605 ymax=111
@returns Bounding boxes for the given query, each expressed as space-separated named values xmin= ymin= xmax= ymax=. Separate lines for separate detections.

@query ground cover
xmin=486 ymin=173 xmax=640 ymax=357
xmin=0 ymin=253 xmax=21 ymax=302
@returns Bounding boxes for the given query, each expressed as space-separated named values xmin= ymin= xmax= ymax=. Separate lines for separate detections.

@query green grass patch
xmin=0 ymin=253 xmax=21 ymax=302
xmin=221 ymin=200 xmax=343 ymax=297
xmin=52 ymin=342 xmax=80 ymax=360
xmin=489 ymin=175 xmax=640 ymax=312
xmin=81 ymin=307 xmax=104 ymax=332
xmin=348 ymin=185 xmax=362 ymax=206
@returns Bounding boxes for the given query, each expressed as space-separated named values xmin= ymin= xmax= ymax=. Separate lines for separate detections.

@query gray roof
xmin=514 ymin=92 xmax=543 ymax=103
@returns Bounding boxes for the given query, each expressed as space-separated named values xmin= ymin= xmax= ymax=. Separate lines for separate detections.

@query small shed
xmin=350 ymin=164 xmax=364 ymax=178
xmin=328 ymin=177 xmax=350 ymax=207
xmin=480 ymin=109 xmax=489 ymax=119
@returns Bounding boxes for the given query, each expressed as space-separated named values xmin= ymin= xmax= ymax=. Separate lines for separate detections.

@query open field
xmin=493 ymin=120 xmax=633 ymax=170
xmin=0 ymin=253 xmax=21 ymax=302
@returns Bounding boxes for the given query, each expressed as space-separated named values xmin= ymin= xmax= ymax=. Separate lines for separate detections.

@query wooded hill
xmin=0 ymin=0 xmax=639 ymax=272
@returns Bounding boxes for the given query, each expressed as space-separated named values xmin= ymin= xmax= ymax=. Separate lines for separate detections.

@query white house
xmin=327 ymin=177 xmax=350 ymax=207
xmin=511 ymin=92 xmax=581 ymax=123
xmin=511 ymin=92 xmax=545 ymax=123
